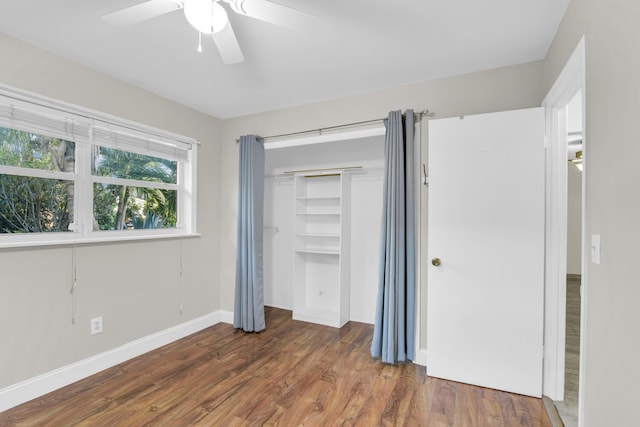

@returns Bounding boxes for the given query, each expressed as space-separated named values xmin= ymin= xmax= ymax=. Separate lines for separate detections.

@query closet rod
xmin=235 ymin=109 xmax=434 ymax=143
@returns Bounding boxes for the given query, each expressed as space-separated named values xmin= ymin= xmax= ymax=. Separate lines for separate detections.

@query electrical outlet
xmin=90 ymin=316 xmax=103 ymax=335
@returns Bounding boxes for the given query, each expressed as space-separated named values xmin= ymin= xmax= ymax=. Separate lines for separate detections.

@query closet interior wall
xmin=263 ymin=136 xmax=385 ymax=324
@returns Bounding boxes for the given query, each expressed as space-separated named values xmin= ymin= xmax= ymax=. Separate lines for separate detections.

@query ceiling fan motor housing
xmin=183 ymin=0 xmax=229 ymax=34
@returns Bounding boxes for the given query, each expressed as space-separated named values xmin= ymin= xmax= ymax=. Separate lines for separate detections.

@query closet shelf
xmin=293 ymin=171 xmax=350 ymax=328
xmin=296 ymin=233 xmax=340 ymax=238
xmin=295 ymin=248 xmax=340 ymax=255
xmin=296 ymin=196 xmax=341 ymax=201
xmin=295 ymin=212 xmax=340 ymax=216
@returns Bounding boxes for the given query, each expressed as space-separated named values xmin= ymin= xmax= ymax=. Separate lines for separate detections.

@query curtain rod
xmin=235 ymin=109 xmax=434 ymax=143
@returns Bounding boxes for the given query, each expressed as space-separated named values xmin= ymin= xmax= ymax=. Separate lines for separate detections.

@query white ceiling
xmin=0 ymin=0 xmax=569 ymax=119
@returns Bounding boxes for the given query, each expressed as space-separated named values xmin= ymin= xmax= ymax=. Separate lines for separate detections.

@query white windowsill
xmin=0 ymin=232 xmax=201 ymax=249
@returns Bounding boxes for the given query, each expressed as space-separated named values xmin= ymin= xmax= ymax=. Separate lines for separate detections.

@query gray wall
xmin=543 ymin=0 xmax=640 ymax=424
xmin=0 ymin=34 xmax=222 ymax=388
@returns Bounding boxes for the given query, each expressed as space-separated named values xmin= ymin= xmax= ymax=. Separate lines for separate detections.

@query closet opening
xmin=263 ymin=135 xmax=385 ymax=325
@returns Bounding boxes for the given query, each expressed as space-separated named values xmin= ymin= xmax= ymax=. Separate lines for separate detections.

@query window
xmin=0 ymin=128 xmax=75 ymax=233
xmin=0 ymin=86 xmax=198 ymax=247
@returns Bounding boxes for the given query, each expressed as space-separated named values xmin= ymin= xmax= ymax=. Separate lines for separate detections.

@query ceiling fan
xmin=103 ymin=0 xmax=314 ymax=64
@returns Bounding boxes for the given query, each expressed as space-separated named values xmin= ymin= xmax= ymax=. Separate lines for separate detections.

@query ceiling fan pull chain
xmin=197 ymin=31 xmax=203 ymax=52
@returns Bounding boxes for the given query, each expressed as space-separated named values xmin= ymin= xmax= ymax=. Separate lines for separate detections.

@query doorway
xmin=542 ymin=37 xmax=586 ymax=427
xmin=262 ymin=135 xmax=385 ymax=324
xmin=553 ymin=90 xmax=583 ymax=426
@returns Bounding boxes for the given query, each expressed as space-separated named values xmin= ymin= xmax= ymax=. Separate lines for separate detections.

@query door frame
xmin=541 ymin=35 xmax=586 ymax=421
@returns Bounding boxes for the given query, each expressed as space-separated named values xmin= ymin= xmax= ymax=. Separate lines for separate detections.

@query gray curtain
xmin=371 ymin=110 xmax=416 ymax=364
xmin=233 ymin=135 xmax=266 ymax=332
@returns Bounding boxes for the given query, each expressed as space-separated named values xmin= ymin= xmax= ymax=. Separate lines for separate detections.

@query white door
xmin=426 ymin=108 xmax=545 ymax=397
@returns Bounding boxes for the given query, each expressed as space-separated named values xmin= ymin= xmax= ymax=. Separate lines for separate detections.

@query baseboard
xmin=216 ymin=309 xmax=234 ymax=325
xmin=414 ymin=348 xmax=428 ymax=367
xmin=542 ymin=395 xmax=565 ymax=427
xmin=0 ymin=309 xmax=234 ymax=413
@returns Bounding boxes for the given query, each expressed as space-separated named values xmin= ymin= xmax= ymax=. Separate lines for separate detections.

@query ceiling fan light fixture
xmin=184 ymin=0 xmax=228 ymax=34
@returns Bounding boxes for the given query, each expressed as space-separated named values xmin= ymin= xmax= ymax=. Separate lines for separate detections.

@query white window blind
xmin=0 ymin=103 xmax=90 ymax=144
xmin=0 ymin=86 xmax=198 ymax=153
xmin=90 ymin=125 xmax=190 ymax=162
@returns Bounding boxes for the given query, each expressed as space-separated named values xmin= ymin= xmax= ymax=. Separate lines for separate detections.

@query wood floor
xmin=553 ymin=276 xmax=581 ymax=426
xmin=0 ymin=307 xmax=551 ymax=426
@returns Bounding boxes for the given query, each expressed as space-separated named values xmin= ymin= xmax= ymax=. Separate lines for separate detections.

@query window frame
xmin=0 ymin=85 xmax=199 ymax=248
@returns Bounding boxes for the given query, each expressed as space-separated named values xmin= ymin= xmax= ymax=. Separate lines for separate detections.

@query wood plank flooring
xmin=0 ymin=307 xmax=551 ymax=426
xmin=553 ymin=275 xmax=581 ymax=426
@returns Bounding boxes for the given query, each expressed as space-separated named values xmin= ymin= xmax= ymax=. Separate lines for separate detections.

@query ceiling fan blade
xmin=212 ymin=22 xmax=245 ymax=64
xmin=103 ymin=0 xmax=183 ymax=26
xmin=231 ymin=0 xmax=316 ymax=30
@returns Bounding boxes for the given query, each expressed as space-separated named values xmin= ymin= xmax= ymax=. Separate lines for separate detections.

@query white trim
xmin=0 ymin=164 xmax=74 ymax=181
xmin=541 ymin=35 xmax=586 ymax=419
xmin=415 ymin=349 xmax=428 ymax=367
xmin=413 ymin=120 xmax=423 ymax=365
xmin=215 ymin=309 xmax=234 ymax=324
xmin=92 ymin=175 xmax=179 ymax=191
xmin=182 ymin=144 xmax=197 ymax=235
xmin=542 ymin=104 xmax=568 ymax=401
xmin=264 ymin=126 xmax=385 ymax=150
xmin=0 ymin=231 xmax=201 ymax=249
xmin=0 ymin=309 xmax=233 ymax=413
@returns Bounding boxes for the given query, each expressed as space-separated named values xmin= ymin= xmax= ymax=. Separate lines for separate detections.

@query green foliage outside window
xmin=0 ymin=175 xmax=71 ymax=233
xmin=0 ymin=127 xmax=74 ymax=233
xmin=1 ymin=127 xmax=178 ymax=233
xmin=92 ymin=147 xmax=178 ymax=230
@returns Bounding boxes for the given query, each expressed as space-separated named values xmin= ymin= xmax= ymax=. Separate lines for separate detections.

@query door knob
xmin=431 ymin=258 xmax=441 ymax=267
